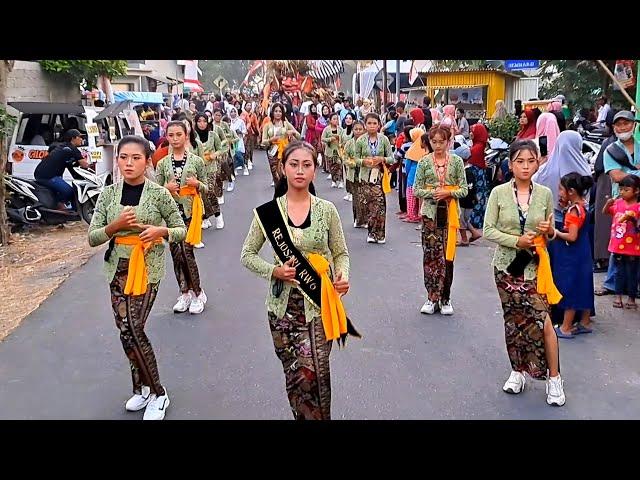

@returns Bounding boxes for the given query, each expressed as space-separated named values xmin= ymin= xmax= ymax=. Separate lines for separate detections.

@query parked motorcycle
xmin=485 ymin=137 xmax=511 ymax=190
xmin=5 ymin=165 xmax=105 ymax=226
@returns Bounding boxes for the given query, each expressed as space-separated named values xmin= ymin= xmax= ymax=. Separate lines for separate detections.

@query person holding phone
xmin=483 ymin=139 xmax=566 ymax=406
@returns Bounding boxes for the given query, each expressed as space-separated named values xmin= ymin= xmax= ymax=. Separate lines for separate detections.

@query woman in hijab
xmin=409 ymin=107 xmax=425 ymax=130
xmin=441 ymin=105 xmax=459 ymax=140
xmin=491 ymin=100 xmax=508 ymax=120
xmin=535 ymin=112 xmax=561 ymax=164
xmin=304 ymin=103 xmax=319 ymax=146
xmin=359 ymin=98 xmax=374 ymax=121
xmin=515 ymin=110 xmax=537 ymax=140
xmin=532 ymin=130 xmax=591 ymax=222
xmin=468 ymin=123 xmax=489 ymax=234
xmin=547 ymin=101 xmax=566 ymax=132
xmin=316 ymin=104 xmax=331 ymax=173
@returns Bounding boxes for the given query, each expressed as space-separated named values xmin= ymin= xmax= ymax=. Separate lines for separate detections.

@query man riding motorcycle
xmin=33 ymin=128 xmax=89 ymax=211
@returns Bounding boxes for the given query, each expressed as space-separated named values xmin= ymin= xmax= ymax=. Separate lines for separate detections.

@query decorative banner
xmin=408 ymin=61 xmax=418 ymax=86
xmin=86 ymin=123 xmax=99 ymax=137
xmin=109 ymin=126 xmax=117 ymax=142
xmin=448 ymin=88 xmax=484 ymax=105
xmin=90 ymin=149 xmax=103 ymax=163
xmin=614 ymin=60 xmax=635 ymax=90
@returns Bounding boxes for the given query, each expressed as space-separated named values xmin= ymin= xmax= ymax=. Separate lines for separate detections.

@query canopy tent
xmin=355 ymin=61 xmax=432 ymax=100
xmin=113 ymin=91 xmax=164 ymax=104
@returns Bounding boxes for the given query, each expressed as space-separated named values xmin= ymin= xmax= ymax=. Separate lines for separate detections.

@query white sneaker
xmin=343 ymin=194 xmax=350 ymax=201
xmin=243 ymin=167 xmax=249 ymax=176
xmin=194 ymin=242 xmax=205 ymax=249
xmin=201 ymin=218 xmax=211 ymax=230
xmin=173 ymin=293 xmax=192 ymax=313
xmin=376 ymin=237 xmax=386 ymax=244
xmin=189 ymin=291 xmax=205 ymax=314
xmin=338 ymin=182 xmax=344 ymax=189
xmin=125 ymin=385 xmax=151 ymax=411
xmin=215 ymin=214 xmax=225 ymax=229
xmin=546 ymin=375 xmax=566 ymax=406
xmin=331 ymin=181 xmax=337 ymax=188
xmin=218 ymin=196 xmax=225 ymax=205
xmin=143 ymin=391 xmax=170 ymax=420
xmin=326 ymin=174 xmax=332 ymax=180
xmin=354 ymin=221 xmax=358 ymax=228
xmin=367 ymin=236 xmax=377 ymax=243
xmin=420 ymin=299 xmax=436 ymax=314
xmin=227 ymin=182 xmax=235 ymax=192
xmin=440 ymin=300 xmax=454 ymax=315
xmin=235 ymin=166 xmax=243 ymax=172
xmin=248 ymin=161 xmax=253 ymax=170
xmin=347 ymin=193 xmax=353 ymax=202
xmin=503 ymin=371 xmax=526 ymax=394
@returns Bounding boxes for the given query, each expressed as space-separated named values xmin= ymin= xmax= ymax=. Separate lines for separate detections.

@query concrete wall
xmin=6 ymin=61 xmax=80 ymax=104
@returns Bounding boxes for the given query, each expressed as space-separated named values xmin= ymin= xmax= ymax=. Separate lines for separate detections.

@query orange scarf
xmin=381 ymin=163 xmax=391 ymax=194
xmin=114 ymin=236 xmax=163 ymax=295
xmin=533 ymin=236 xmax=563 ymax=305
xmin=425 ymin=185 xmax=460 ymax=261
xmin=307 ymin=253 xmax=348 ymax=342
xmin=179 ymin=185 xmax=203 ymax=245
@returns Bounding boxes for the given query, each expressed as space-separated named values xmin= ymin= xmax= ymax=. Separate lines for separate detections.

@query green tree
xmin=39 ymin=60 xmax=127 ymax=90
xmin=538 ymin=60 xmax=632 ymax=112
xmin=1 ymin=60 xmax=17 ymax=245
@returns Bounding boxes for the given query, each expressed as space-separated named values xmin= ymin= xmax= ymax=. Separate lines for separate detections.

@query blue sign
xmin=505 ymin=60 xmax=540 ymax=71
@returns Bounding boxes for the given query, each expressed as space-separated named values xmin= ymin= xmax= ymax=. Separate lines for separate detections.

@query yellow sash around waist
xmin=114 ymin=235 xmax=163 ymax=295
xmin=179 ymin=185 xmax=203 ymax=246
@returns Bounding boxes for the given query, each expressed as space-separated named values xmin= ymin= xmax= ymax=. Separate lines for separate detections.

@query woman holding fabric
xmin=483 ymin=139 xmax=566 ymax=406
xmin=261 ymin=102 xmax=301 ymax=187
xmin=89 ymin=135 xmax=186 ymax=420
xmin=155 ymin=121 xmax=209 ymax=315
xmin=413 ymin=125 xmax=468 ymax=316
xmin=240 ymin=141 xmax=359 ymax=420
xmin=354 ymin=113 xmax=395 ymax=244
xmin=343 ymin=120 xmax=367 ymax=227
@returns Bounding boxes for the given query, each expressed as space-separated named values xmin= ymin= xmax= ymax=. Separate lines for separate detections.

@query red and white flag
xmin=408 ymin=60 xmax=419 ymax=86
xmin=242 ymin=60 xmax=266 ymax=85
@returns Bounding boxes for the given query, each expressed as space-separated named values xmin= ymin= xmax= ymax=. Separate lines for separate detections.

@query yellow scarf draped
xmin=533 ymin=236 xmax=563 ymax=305
xmin=307 ymin=253 xmax=348 ymax=342
xmin=179 ymin=185 xmax=203 ymax=246
xmin=443 ymin=186 xmax=461 ymax=261
xmin=381 ymin=163 xmax=392 ymax=194
xmin=115 ymin=236 xmax=163 ymax=295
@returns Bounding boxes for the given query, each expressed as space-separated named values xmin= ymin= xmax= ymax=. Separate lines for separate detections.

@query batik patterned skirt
xmin=267 ymin=289 xmax=332 ymax=420
xmin=422 ymin=206 xmax=454 ymax=303
xmin=494 ymin=268 xmax=553 ymax=380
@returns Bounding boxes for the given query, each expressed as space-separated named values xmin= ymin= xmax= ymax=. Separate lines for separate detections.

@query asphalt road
xmin=0 ymin=149 xmax=638 ymax=419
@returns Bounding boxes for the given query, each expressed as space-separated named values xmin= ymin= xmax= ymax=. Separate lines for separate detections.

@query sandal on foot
xmin=554 ymin=326 xmax=575 ymax=339
xmin=573 ymin=324 xmax=593 ymax=335
xmin=625 ymin=302 xmax=638 ymax=310
xmin=613 ymin=300 xmax=624 ymax=308
xmin=469 ymin=234 xmax=482 ymax=243
xmin=594 ymin=287 xmax=613 ymax=296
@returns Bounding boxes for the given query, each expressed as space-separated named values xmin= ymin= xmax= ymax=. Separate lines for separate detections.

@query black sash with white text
xmin=254 ymin=199 xmax=322 ymax=309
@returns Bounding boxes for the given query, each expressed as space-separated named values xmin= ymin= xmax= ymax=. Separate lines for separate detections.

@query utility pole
xmin=395 ymin=60 xmax=400 ymax=103
xmin=382 ymin=60 xmax=388 ymax=114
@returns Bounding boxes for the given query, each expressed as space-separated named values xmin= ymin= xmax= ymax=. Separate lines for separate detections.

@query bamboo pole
xmin=596 ymin=60 xmax=638 ymax=110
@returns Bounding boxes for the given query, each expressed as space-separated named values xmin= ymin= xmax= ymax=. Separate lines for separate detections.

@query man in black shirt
xmin=34 ymin=129 xmax=88 ymax=208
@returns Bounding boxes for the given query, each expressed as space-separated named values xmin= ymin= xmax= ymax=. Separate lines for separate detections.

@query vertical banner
xmin=614 ymin=60 xmax=635 ymax=90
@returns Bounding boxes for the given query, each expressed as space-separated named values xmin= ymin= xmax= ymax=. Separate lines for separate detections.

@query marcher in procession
xmin=468 ymin=123 xmax=490 ymax=233
xmin=403 ymin=128 xmax=430 ymax=224
xmin=229 ymin=107 xmax=249 ymax=176
xmin=483 ymin=139 xmax=566 ymax=406
xmin=89 ymin=135 xmax=186 ymax=420
xmin=354 ymin=113 xmax=394 ymax=244
xmin=413 ymin=126 xmax=468 ymax=315
xmin=341 ymin=112 xmax=356 ymax=202
xmin=212 ymin=108 xmax=234 ymax=199
xmin=155 ymin=121 xmax=209 ymax=315
xmin=343 ymin=120 xmax=366 ymax=227
xmin=241 ymin=141 xmax=359 ymax=420
xmin=261 ymin=102 xmax=300 ymax=187
xmin=241 ymin=102 xmax=260 ymax=172
xmin=322 ymin=112 xmax=345 ymax=189
xmin=198 ymin=114 xmax=226 ymax=231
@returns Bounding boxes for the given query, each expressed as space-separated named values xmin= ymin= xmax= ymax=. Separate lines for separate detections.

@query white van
xmin=7 ymin=101 xmax=141 ymax=185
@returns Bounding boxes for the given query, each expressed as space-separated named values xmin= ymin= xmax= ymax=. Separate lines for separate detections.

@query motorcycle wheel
xmin=78 ymin=197 xmax=96 ymax=225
